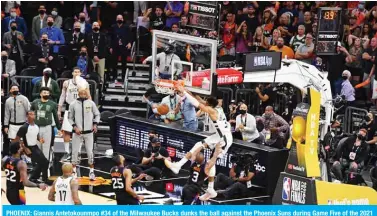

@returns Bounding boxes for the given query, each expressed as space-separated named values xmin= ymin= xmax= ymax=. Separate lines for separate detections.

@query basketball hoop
xmin=154 ymin=79 xmax=184 ymax=95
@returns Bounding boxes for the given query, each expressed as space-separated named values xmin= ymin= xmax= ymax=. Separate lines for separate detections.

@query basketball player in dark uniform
xmin=2 ymin=142 xmax=47 ymax=205
xmin=110 ymin=155 xmax=144 ymax=205
xmin=181 ymin=149 xmax=207 ymax=205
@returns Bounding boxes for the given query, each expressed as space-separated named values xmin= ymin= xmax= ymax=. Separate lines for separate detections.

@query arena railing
xmin=343 ymin=106 xmax=368 ymax=135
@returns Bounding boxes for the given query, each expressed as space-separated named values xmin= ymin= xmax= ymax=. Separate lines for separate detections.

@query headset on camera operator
xmin=331 ymin=128 xmax=369 ymax=181
xmin=128 ymin=137 xmax=171 ymax=180
xmin=214 ymin=153 xmax=256 ymax=199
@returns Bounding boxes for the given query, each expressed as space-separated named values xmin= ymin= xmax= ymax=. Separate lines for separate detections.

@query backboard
xmin=151 ymin=30 xmax=217 ymax=95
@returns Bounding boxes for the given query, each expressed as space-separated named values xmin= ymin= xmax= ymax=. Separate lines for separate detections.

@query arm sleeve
xmin=52 ymin=102 xmax=61 ymax=130
xmin=277 ymin=115 xmax=289 ymax=132
xmin=58 ymin=29 xmax=65 ymax=44
xmin=92 ymin=101 xmax=100 ymax=124
xmin=8 ymin=61 xmax=16 ymax=77
xmin=244 ymin=115 xmax=257 ymax=133
xmin=16 ymin=124 xmax=28 ymax=144
xmin=68 ymin=103 xmax=75 ymax=127
xmin=4 ymin=101 xmax=10 ymax=127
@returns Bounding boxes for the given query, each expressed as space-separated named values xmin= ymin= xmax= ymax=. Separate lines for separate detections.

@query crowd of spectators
xmin=1 ymin=1 xmax=377 ymax=188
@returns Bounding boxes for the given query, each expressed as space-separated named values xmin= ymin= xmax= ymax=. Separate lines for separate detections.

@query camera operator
xmin=255 ymin=83 xmax=276 ymax=113
xmin=214 ymin=154 xmax=256 ymax=199
xmin=129 ymin=137 xmax=171 ymax=180
xmin=235 ymin=104 xmax=261 ymax=144
xmin=331 ymin=128 xmax=369 ymax=181
xmin=143 ymin=43 xmax=182 ymax=80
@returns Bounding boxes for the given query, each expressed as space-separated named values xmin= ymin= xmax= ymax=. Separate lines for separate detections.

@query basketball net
xmin=154 ymin=79 xmax=184 ymax=95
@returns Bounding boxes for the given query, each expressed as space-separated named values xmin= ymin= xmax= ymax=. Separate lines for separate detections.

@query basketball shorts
xmin=62 ymin=110 xmax=73 ymax=132
xmin=8 ymin=124 xmax=22 ymax=139
xmin=204 ymin=132 xmax=233 ymax=158
xmin=7 ymin=189 xmax=26 ymax=205
xmin=116 ymin=194 xmax=139 ymax=205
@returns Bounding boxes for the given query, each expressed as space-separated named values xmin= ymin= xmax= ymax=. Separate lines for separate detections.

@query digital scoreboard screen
xmin=111 ymin=114 xmax=289 ymax=195
xmin=315 ymin=7 xmax=342 ymax=55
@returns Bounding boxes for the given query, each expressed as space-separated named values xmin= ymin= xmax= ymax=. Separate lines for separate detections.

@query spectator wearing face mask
xmin=332 ymin=128 xmax=369 ymax=181
xmin=39 ymin=16 xmax=65 ymax=54
xmin=340 ymin=70 xmax=355 ymax=106
xmin=110 ymin=15 xmax=133 ymax=83
xmin=361 ymin=113 xmax=377 ymax=166
xmin=1 ymin=51 xmax=16 ymax=85
xmin=75 ymin=46 xmax=93 ymax=79
xmin=31 ymin=68 xmax=60 ymax=102
xmin=86 ymin=22 xmax=108 ymax=83
xmin=50 ymin=8 xmax=62 ymax=29
xmin=66 ymin=22 xmax=86 ymax=69
xmin=2 ymin=7 xmax=27 ymax=36
xmin=31 ymin=5 xmax=48 ymax=43
xmin=33 ymin=33 xmax=57 ymax=76
xmin=2 ymin=21 xmax=25 ymax=73
xmin=269 ymin=37 xmax=294 ymax=59
xmin=77 ymin=12 xmax=92 ymax=34
xmin=235 ymin=104 xmax=260 ymax=144
xmin=159 ymin=92 xmax=182 ymax=124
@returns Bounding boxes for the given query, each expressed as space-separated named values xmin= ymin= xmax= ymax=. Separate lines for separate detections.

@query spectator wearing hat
xmin=340 ymin=70 xmax=355 ymax=106
xmin=269 ymin=37 xmax=294 ymax=59
xmin=31 ymin=68 xmax=60 ymax=102
xmin=349 ymin=14 xmax=360 ymax=36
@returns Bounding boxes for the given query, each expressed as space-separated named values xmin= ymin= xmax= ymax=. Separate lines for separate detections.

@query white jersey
xmin=209 ymin=107 xmax=231 ymax=135
xmin=55 ymin=176 xmax=74 ymax=205
xmin=65 ymin=78 xmax=88 ymax=105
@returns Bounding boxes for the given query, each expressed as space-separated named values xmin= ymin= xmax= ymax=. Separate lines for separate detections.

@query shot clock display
xmin=315 ymin=8 xmax=342 ymax=55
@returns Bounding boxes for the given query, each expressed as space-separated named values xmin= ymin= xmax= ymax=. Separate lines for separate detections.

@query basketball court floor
xmin=1 ymin=152 xmax=270 ymax=205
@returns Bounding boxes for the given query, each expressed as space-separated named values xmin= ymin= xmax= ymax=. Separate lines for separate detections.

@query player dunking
xmin=2 ymin=142 xmax=47 ymax=205
xmin=166 ymin=85 xmax=232 ymax=200
xmin=110 ymin=155 xmax=145 ymax=205
xmin=58 ymin=67 xmax=91 ymax=162
xmin=48 ymin=163 xmax=82 ymax=205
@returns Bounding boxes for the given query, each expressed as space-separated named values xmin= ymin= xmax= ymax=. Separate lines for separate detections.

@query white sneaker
xmin=199 ymin=188 xmax=217 ymax=201
xmin=169 ymin=163 xmax=181 ymax=175
xmin=89 ymin=171 xmax=95 ymax=181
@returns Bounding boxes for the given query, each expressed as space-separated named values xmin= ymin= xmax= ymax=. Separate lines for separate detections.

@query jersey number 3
xmin=191 ymin=171 xmax=199 ymax=183
xmin=5 ymin=169 xmax=16 ymax=182
xmin=112 ymin=178 xmax=124 ymax=189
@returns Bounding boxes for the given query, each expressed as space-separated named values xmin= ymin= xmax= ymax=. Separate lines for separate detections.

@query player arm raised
xmin=124 ymin=169 xmax=144 ymax=201
xmin=48 ymin=180 xmax=57 ymax=202
xmin=176 ymin=85 xmax=216 ymax=116
xmin=70 ymin=178 xmax=82 ymax=205
xmin=18 ymin=160 xmax=47 ymax=189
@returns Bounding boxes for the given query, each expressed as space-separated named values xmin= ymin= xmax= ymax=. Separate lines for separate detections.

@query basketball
xmin=157 ymin=104 xmax=170 ymax=115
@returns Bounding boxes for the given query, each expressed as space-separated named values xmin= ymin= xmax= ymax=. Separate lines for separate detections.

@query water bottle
xmin=202 ymin=77 xmax=210 ymax=90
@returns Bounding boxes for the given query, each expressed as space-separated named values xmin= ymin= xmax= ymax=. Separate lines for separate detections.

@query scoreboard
xmin=315 ymin=7 xmax=342 ymax=55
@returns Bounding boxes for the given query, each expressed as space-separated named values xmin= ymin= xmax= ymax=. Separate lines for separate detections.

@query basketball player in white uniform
xmin=165 ymin=85 xmax=233 ymax=200
xmin=58 ymin=67 xmax=91 ymax=162
xmin=48 ymin=163 xmax=82 ymax=205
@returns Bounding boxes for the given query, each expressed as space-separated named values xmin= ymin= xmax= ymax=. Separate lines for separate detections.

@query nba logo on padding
xmin=282 ymin=177 xmax=291 ymax=201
